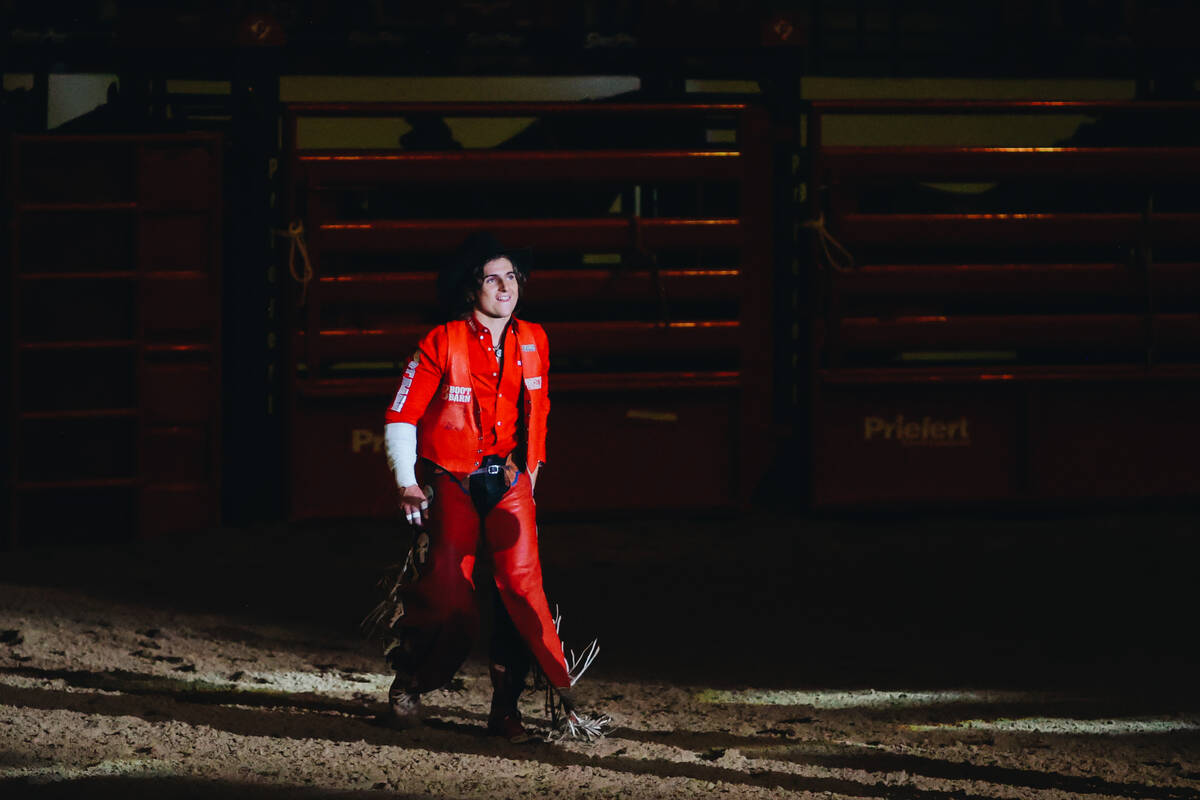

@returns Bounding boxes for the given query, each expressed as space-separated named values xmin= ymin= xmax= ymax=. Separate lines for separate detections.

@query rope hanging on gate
xmin=801 ymin=214 xmax=856 ymax=272
xmin=276 ymin=220 xmax=314 ymax=305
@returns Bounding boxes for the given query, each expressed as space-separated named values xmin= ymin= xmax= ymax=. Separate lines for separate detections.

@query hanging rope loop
xmin=801 ymin=213 xmax=856 ymax=272
xmin=276 ymin=219 xmax=314 ymax=305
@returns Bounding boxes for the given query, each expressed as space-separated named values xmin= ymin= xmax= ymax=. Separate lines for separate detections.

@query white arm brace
xmin=384 ymin=422 xmax=418 ymax=489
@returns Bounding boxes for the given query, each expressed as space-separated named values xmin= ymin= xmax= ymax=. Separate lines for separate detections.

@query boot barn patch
xmin=442 ymin=385 xmax=473 ymax=403
xmin=863 ymin=414 xmax=971 ymax=446
xmin=524 ymin=376 xmax=543 ymax=391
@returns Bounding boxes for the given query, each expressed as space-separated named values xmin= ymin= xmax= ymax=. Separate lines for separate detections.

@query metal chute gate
xmin=806 ymin=100 xmax=1200 ymax=505
xmin=281 ymin=102 xmax=776 ymax=518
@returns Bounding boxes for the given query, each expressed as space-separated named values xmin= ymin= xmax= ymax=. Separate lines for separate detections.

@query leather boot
xmin=555 ymin=686 xmax=578 ymax=715
xmin=486 ymin=663 xmax=533 ymax=742
xmin=382 ymin=673 xmax=423 ymax=729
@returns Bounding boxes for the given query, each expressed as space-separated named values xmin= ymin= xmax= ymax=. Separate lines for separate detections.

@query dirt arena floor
xmin=2 ymin=509 xmax=1199 ymax=799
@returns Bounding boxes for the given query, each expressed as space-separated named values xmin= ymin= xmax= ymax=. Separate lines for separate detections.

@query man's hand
xmin=400 ymin=484 xmax=430 ymax=527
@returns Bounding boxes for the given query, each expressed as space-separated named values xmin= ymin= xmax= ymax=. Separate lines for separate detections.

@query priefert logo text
xmin=863 ymin=415 xmax=970 ymax=445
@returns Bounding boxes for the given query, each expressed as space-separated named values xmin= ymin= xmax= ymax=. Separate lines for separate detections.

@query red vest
xmin=417 ymin=318 xmax=548 ymax=473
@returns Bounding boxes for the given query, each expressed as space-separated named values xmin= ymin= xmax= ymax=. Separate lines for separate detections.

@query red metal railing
xmin=805 ymin=99 xmax=1200 ymax=505
xmin=808 ymin=99 xmax=1200 ymax=375
xmin=282 ymin=101 xmax=774 ymax=516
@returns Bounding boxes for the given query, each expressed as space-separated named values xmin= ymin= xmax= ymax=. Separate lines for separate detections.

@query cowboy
xmin=371 ymin=232 xmax=604 ymax=742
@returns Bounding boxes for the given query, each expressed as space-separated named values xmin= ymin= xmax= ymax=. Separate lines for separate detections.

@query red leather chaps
xmin=388 ymin=470 xmax=571 ymax=693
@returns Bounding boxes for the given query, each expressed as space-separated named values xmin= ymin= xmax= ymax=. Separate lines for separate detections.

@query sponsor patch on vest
xmin=521 ymin=344 xmax=537 ymax=352
xmin=524 ymin=376 xmax=543 ymax=391
xmin=442 ymin=385 xmax=473 ymax=403
xmin=390 ymin=357 xmax=421 ymax=412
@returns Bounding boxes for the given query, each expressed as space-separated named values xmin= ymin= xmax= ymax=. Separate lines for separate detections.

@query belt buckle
xmin=486 ymin=465 xmax=503 ymax=475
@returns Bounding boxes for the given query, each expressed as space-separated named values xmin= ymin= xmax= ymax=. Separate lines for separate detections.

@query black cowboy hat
xmin=437 ymin=231 xmax=532 ymax=314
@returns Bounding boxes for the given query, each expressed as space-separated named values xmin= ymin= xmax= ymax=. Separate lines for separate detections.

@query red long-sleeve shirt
xmin=386 ymin=317 xmax=536 ymax=460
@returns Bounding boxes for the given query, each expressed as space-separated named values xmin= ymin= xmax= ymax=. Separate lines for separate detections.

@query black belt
xmin=469 ymin=454 xmax=516 ymax=515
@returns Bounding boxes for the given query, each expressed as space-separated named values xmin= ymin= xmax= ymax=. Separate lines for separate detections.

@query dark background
xmin=0 ymin=9 xmax=1198 ymax=777
xmin=6 ymin=0 xmax=1200 ymax=524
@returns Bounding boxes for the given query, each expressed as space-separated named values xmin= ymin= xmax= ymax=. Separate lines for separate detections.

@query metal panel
xmin=7 ymin=134 xmax=222 ymax=546
xmin=295 ymin=372 xmax=740 ymax=399
xmin=834 ymin=213 xmax=1200 ymax=248
xmin=536 ymin=391 xmax=738 ymax=512
xmin=833 ymin=263 xmax=1140 ymax=298
xmin=291 ymin=390 xmax=740 ymax=517
xmin=1029 ymin=384 xmax=1200 ymax=498
xmin=837 ymin=314 xmax=1144 ymax=351
xmin=312 ymin=218 xmax=741 ymax=253
xmin=316 ymin=269 xmax=741 ymax=305
xmin=807 ymin=99 xmax=1200 ymax=506
xmin=822 ymin=147 xmax=1200 ymax=181
xmin=302 ymin=150 xmax=742 ymax=185
xmin=813 ymin=384 xmax=1019 ymax=506
xmin=290 ymin=400 xmax=398 ymax=520
xmin=295 ymin=320 xmax=739 ymax=362
xmin=282 ymin=101 xmax=776 ymax=517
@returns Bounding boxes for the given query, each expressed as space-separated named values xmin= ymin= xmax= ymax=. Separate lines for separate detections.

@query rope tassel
xmin=540 ymin=606 xmax=612 ymax=742
xmin=567 ymin=639 xmax=600 ymax=686
xmin=547 ymin=708 xmax=613 ymax=744
xmin=552 ymin=605 xmax=600 ymax=686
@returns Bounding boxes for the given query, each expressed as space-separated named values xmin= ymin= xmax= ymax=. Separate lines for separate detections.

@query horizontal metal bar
xmin=18 ymin=271 xmax=138 ymax=281
xmin=287 ymin=102 xmax=749 ymax=118
xmin=20 ymin=408 xmax=139 ymax=420
xmin=1155 ymin=315 xmax=1200 ymax=344
xmin=15 ymin=133 xmax=219 ymax=143
xmin=294 ymin=371 xmax=740 ymax=398
xmin=819 ymin=364 xmax=1200 ymax=385
xmin=316 ymin=268 xmax=741 ymax=305
xmin=832 ymin=263 xmax=1139 ymax=296
xmin=141 ymin=482 xmax=212 ymax=493
xmin=16 ymin=478 xmax=139 ymax=491
xmin=820 ymin=147 xmax=1200 ymax=181
xmin=834 ymin=213 xmax=1200 ymax=247
xmin=19 ymin=339 xmax=138 ymax=351
xmin=552 ymin=371 xmax=740 ymax=391
xmin=1154 ymin=264 xmax=1200 ymax=294
xmin=17 ymin=202 xmax=138 ymax=212
xmin=809 ymin=100 xmax=1200 ymax=114
xmin=296 ymin=319 xmax=739 ymax=360
xmin=143 ymin=270 xmax=212 ymax=281
xmin=833 ymin=262 xmax=1200 ymax=297
xmin=549 ymin=320 xmax=739 ymax=355
xmin=301 ymin=150 xmax=743 ymax=184
xmin=838 ymin=313 xmax=1200 ymax=350
xmin=312 ymin=218 xmax=741 ymax=252
xmin=142 ymin=343 xmax=214 ymax=354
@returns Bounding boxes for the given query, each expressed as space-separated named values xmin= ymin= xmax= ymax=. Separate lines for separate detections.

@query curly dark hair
xmin=439 ymin=232 xmax=529 ymax=320
xmin=450 ymin=257 xmax=527 ymax=320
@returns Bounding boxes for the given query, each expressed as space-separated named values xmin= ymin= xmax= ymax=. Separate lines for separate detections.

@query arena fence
xmin=6 ymin=134 xmax=223 ymax=545
xmin=281 ymin=102 xmax=775 ymax=517
xmin=806 ymin=100 xmax=1200 ymax=505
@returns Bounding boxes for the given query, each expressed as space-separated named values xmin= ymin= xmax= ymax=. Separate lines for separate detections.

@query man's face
xmin=474 ymin=257 xmax=518 ymax=320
